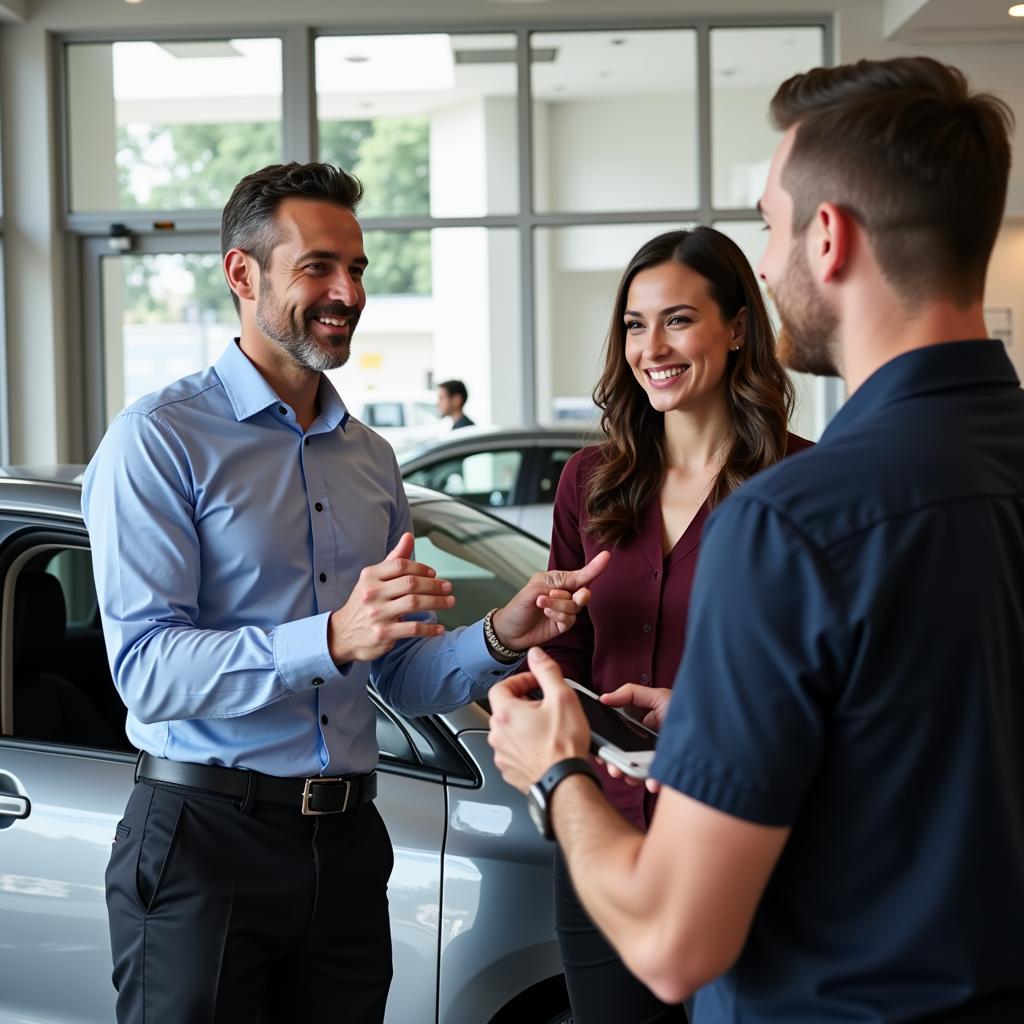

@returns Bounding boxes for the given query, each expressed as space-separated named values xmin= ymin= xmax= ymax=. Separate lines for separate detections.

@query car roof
xmin=0 ymin=466 xmax=461 ymax=522
xmin=397 ymin=424 xmax=599 ymax=466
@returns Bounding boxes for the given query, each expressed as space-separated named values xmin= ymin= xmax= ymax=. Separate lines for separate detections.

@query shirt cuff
xmin=455 ymin=618 xmax=524 ymax=692
xmin=273 ymin=612 xmax=347 ymax=693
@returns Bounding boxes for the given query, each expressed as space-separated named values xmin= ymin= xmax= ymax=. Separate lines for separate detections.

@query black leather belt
xmin=137 ymin=753 xmax=376 ymax=815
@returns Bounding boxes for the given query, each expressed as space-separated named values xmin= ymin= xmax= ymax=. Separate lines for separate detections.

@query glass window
xmin=326 ymin=227 xmax=521 ymax=443
xmin=534 ymin=222 xmax=683 ymax=425
xmin=530 ymin=30 xmax=698 ymax=214
xmin=66 ymin=38 xmax=283 ymax=212
xmin=100 ymin=252 xmax=235 ymax=422
xmin=374 ymin=701 xmax=417 ymax=764
xmin=364 ymin=402 xmax=405 ymax=428
xmin=315 ymin=33 xmax=518 ymax=217
xmin=710 ymin=27 xmax=824 ymax=208
xmin=537 ymin=447 xmax=580 ymax=500
xmin=9 ymin=549 xmax=129 ymax=751
xmin=410 ymin=498 xmax=548 ymax=629
xmin=406 ymin=449 xmax=523 ymax=507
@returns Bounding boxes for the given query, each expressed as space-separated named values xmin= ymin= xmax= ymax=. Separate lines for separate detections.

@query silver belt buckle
xmin=301 ymin=776 xmax=351 ymax=815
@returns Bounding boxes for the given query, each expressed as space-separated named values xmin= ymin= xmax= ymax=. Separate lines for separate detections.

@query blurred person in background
xmin=437 ymin=378 xmax=474 ymax=428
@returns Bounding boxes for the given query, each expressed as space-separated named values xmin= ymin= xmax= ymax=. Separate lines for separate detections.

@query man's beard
xmin=771 ymin=239 xmax=840 ymax=377
xmin=255 ymin=280 xmax=358 ymax=373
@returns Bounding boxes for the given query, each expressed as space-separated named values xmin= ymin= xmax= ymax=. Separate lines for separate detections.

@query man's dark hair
xmin=770 ymin=57 xmax=1014 ymax=306
xmin=438 ymin=379 xmax=468 ymax=404
xmin=221 ymin=162 xmax=363 ymax=313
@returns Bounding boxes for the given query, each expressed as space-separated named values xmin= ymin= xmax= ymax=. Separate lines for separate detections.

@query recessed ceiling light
xmin=610 ymin=38 xmax=627 ymax=46
xmin=345 ymin=55 xmax=370 ymax=63
xmin=1009 ymin=3 xmax=1024 ymax=15
xmin=124 ymin=0 xmax=144 ymax=5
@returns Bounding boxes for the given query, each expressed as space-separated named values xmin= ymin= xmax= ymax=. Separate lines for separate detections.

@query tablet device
xmin=565 ymin=679 xmax=658 ymax=779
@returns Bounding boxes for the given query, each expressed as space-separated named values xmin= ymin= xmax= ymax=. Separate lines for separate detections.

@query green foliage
xmin=115 ymin=115 xmax=431 ymax=321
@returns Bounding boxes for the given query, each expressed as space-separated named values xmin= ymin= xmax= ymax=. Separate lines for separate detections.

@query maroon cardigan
xmin=544 ymin=433 xmax=813 ymax=829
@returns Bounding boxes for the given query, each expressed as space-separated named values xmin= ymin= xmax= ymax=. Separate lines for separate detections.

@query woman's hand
xmin=597 ymin=684 xmax=673 ymax=792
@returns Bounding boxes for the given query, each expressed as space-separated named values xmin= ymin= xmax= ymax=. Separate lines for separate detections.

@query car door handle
xmin=0 ymin=793 xmax=31 ymax=820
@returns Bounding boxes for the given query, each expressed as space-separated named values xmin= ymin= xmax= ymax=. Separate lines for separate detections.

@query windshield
xmin=409 ymin=499 xmax=549 ymax=629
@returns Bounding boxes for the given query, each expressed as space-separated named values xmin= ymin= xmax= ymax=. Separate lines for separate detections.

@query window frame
xmin=57 ymin=16 xmax=839 ymax=463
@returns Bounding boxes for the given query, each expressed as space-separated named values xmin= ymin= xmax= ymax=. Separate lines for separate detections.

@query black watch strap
xmin=538 ymin=756 xmax=599 ymax=798
xmin=529 ymin=757 xmax=601 ymax=840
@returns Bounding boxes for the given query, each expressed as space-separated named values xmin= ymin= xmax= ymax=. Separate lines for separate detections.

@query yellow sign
xmin=359 ymin=353 xmax=384 ymax=370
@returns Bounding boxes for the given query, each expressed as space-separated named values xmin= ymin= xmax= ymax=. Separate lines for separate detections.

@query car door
xmin=0 ymin=524 xmax=135 ymax=1024
xmin=0 ymin=519 xmax=451 ymax=1024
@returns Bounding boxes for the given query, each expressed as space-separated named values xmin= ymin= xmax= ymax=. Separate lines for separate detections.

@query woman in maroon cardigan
xmin=544 ymin=226 xmax=812 ymax=1023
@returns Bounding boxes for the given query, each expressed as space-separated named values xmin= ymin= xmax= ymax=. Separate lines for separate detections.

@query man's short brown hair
xmin=220 ymin=162 xmax=363 ymax=313
xmin=770 ymin=57 xmax=1014 ymax=306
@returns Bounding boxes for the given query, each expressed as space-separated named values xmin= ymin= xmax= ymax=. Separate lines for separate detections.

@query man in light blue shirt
xmin=83 ymin=161 xmax=607 ymax=1024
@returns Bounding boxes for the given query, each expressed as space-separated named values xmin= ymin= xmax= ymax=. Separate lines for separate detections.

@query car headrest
xmin=13 ymin=570 xmax=67 ymax=670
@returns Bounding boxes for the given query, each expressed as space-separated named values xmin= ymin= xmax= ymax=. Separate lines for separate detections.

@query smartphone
xmin=565 ymin=679 xmax=658 ymax=779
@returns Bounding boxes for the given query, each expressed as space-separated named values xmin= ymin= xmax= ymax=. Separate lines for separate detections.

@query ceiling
xmin=887 ymin=0 xmax=1024 ymax=41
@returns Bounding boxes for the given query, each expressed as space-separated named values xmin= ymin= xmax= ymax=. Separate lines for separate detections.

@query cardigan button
xmin=642 ymin=624 xmax=652 ymax=633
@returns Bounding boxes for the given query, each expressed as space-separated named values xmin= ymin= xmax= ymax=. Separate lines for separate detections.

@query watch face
xmin=527 ymin=784 xmax=549 ymax=838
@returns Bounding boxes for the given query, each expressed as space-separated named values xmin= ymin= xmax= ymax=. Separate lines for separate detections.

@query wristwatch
xmin=527 ymin=757 xmax=600 ymax=840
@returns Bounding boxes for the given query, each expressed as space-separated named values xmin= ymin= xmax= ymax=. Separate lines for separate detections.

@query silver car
xmin=0 ymin=471 xmax=572 ymax=1024
xmin=399 ymin=426 xmax=596 ymax=541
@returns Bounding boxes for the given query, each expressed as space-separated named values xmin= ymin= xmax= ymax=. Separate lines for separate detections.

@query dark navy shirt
xmin=651 ymin=341 xmax=1024 ymax=1023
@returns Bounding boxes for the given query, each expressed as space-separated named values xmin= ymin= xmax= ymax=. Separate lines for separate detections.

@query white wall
xmin=986 ymin=221 xmax=1024 ymax=381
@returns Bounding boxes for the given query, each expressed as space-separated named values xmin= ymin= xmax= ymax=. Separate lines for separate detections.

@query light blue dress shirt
xmin=82 ymin=340 xmax=510 ymax=777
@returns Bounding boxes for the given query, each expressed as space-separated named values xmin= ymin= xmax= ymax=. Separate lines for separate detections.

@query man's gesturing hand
xmin=488 ymin=647 xmax=591 ymax=793
xmin=490 ymin=550 xmax=611 ymax=651
xmin=328 ymin=532 xmax=450 ymax=665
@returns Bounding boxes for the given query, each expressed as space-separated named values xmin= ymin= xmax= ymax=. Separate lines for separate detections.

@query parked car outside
xmin=0 ymin=470 xmax=573 ymax=1024
xmin=348 ymin=390 xmax=451 ymax=454
xmin=399 ymin=426 xmax=598 ymax=541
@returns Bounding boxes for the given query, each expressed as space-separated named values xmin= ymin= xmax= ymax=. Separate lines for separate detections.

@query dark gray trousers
xmin=106 ymin=780 xmax=394 ymax=1024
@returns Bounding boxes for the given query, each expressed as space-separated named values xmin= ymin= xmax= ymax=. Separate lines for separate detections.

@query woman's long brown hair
xmin=585 ymin=227 xmax=795 ymax=547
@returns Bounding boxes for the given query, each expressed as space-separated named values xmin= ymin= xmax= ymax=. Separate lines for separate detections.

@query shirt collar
xmin=214 ymin=338 xmax=350 ymax=431
xmin=822 ymin=339 xmax=1019 ymax=441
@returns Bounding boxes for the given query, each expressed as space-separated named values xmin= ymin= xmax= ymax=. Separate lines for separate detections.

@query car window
xmin=5 ymin=544 xmax=132 ymax=752
xmin=363 ymin=402 xmax=404 ymax=428
xmin=406 ymin=450 xmax=524 ymax=508
xmin=374 ymin=699 xmax=417 ymax=764
xmin=536 ymin=447 xmax=579 ymax=502
xmin=412 ymin=402 xmax=441 ymax=426
xmin=410 ymin=498 xmax=548 ymax=629
xmin=44 ymin=548 xmax=98 ymax=626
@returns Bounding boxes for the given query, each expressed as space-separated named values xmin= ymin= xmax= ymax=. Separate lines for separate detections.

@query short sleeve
xmin=650 ymin=495 xmax=848 ymax=826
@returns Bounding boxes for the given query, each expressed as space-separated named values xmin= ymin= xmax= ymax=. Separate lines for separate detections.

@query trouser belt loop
xmin=238 ymin=768 xmax=257 ymax=816
xmin=133 ymin=749 xmax=144 ymax=785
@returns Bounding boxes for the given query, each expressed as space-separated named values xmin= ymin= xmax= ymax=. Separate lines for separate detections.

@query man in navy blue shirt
xmin=489 ymin=57 xmax=1024 ymax=1023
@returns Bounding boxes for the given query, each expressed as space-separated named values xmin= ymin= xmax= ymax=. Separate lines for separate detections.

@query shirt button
xmin=278 ymin=405 xmax=287 ymax=415
xmin=654 ymin=570 xmax=660 ymax=579
xmin=315 ymin=502 xmax=323 ymax=512
xmin=321 ymin=714 xmax=328 ymax=725
xmin=642 ymin=624 xmax=652 ymax=633
xmin=640 ymin=673 xmax=649 ymax=682
xmin=319 ymin=572 xmax=327 ymax=583
xmin=312 ymin=677 xmax=324 ymax=687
